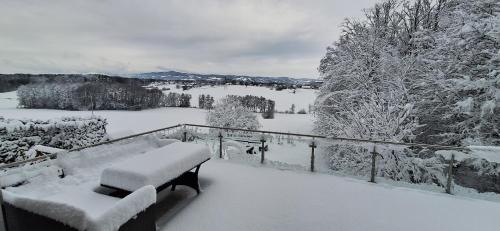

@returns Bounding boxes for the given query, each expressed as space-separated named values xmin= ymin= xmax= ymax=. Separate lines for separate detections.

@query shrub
xmin=207 ymin=97 xmax=261 ymax=130
xmin=0 ymin=117 xmax=107 ymax=164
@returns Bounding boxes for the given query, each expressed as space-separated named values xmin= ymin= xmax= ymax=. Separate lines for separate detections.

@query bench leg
xmin=171 ymin=165 xmax=201 ymax=194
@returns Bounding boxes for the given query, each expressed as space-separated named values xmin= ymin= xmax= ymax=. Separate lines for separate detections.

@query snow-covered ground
xmin=2 ymin=137 xmax=499 ymax=231
xmin=0 ymin=91 xmax=314 ymax=135
xmin=154 ymin=84 xmax=317 ymax=112
xmin=159 ymin=160 xmax=500 ymax=231
xmin=0 ymin=91 xmax=17 ymax=109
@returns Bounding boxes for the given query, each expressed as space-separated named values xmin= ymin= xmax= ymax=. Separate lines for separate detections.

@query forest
xmin=0 ymin=74 xmax=156 ymax=93
xmin=226 ymin=95 xmax=275 ymax=119
xmin=17 ymin=82 xmax=192 ymax=110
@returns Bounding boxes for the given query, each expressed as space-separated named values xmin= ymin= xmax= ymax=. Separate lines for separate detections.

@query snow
xmin=158 ymin=160 xmax=500 ymax=231
xmin=480 ymin=100 xmax=495 ymax=117
xmin=0 ymin=91 xmax=314 ymax=134
xmin=155 ymin=84 xmax=317 ymax=112
xmin=100 ymin=142 xmax=210 ymax=191
xmin=436 ymin=150 xmax=470 ymax=161
xmin=86 ymin=185 xmax=155 ymax=231
xmin=2 ymin=185 xmax=155 ymax=231
xmin=29 ymin=145 xmax=65 ymax=154
xmin=436 ymin=146 xmax=500 ymax=164
xmin=1 ymin=137 xmax=500 ymax=231
xmin=0 ymin=91 xmax=17 ymax=109
xmin=468 ymin=146 xmax=500 ymax=163
xmin=0 ymin=162 xmax=61 ymax=188
xmin=218 ymin=135 xmax=312 ymax=167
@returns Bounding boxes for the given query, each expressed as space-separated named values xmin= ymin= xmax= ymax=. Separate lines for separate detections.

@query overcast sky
xmin=0 ymin=0 xmax=377 ymax=78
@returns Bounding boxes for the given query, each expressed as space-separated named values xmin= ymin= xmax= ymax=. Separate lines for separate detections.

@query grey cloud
xmin=0 ymin=0 xmax=378 ymax=78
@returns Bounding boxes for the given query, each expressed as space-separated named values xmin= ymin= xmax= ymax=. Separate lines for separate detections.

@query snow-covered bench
xmin=1 ymin=185 xmax=156 ymax=231
xmin=100 ymin=142 xmax=211 ymax=194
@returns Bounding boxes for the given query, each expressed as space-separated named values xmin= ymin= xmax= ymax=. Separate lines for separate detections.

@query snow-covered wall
xmin=0 ymin=116 xmax=107 ymax=164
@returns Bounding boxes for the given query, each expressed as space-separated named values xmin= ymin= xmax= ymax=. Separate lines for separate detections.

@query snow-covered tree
xmin=315 ymin=0 xmax=500 ymax=190
xmin=198 ymin=94 xmax=215 ymax=110
xmin=410 ymin=0 xmax=500 ymax=146
xmin=17 ymin=82 xmax=179 ymax=111
xmin=206 ymin=97 xmax=261 ymax=130
xmin=316 ymin=3 xmax=417 ymax=142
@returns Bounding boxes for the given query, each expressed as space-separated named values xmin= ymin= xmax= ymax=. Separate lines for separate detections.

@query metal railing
xmin=1 ymin=123 xmax=473 ymax=194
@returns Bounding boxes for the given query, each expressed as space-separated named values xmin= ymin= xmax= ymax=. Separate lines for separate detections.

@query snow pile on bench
xmin=100 ymin=142 xmax=210 ymax=191
xmin=2 ymin=185 xmax=156 ymax=231
xmin=2 ymin=135 xmax=178 ymax=200
xmin=0 ymin=162 xmax=62 ymax=188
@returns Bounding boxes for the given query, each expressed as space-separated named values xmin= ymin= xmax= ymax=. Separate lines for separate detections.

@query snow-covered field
xmin=154 ymin=84 xmax=317 ymax=112
xmin=0 ymin=90 xmax=315 ymax=135
xmin=0 ymin=91 xmax=17 ymax=109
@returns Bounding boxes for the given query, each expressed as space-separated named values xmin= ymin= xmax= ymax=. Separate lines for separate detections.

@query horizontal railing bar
xmin=183 ymin=123 xmax=326 ymax=138
xmin=1 ymin=122 xmax=473 ymax=170
xmin=183 ymin=124 xmax=470 ymax=151
xmin=0 ymin=156 xmax=53 ymax=170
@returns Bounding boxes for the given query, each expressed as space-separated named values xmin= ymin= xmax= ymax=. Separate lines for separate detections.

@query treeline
xmin=226 ymin=95 xmax=275 ymax=113
xmin=0 ymin=74 xmax=156 ymax=93
xmin=196 ymin=94 xmax=275 ymax=118
xmin=198 ymin=94 xmax=215 ymax=109
xmin=162 ymin=92 xmax=191 ymax=107
xmin=226 ymin=95 xmax=275 ymax=119
xmin=18 ymin=82 xmax=192 ymax=110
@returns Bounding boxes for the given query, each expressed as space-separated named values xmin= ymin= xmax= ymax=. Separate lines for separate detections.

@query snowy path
xmin=158 ymin=160 xmax=500 ymax=231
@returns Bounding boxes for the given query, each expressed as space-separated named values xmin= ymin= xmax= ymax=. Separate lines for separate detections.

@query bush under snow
xmin=0 ymin=116 xmax=107 ymax=164
xmin=206 ymin=97 xmax=261 ymax=131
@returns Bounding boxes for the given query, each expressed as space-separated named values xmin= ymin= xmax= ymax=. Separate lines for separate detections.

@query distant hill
xmin=0 ymin=73 xmax=155 ymax=93
xmin=132 ymin=71 xmax=320 ymax=85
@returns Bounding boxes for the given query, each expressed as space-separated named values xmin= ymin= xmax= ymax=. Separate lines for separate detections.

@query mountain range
xmin=132 ymin=71 xmax=319 ymax=85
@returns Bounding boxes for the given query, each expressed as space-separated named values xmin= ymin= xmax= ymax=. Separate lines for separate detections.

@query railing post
xmin=182 ymin=125 xmax=187 ymax=142
xmin=260 ymin=136 xmax=266 ymax=164
xmin=446 ymin=154 xmax=455 ymax=194
xmin=219 ymin=132 xmax=223 ymax=159
xmin=370 ymin=146 xmax=378 ymax=183
xmin=309 ymin=140 xmax=317 ymax=172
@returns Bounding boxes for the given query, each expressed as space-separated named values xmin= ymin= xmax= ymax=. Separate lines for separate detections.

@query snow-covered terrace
xmin=158 ymin=160 xmax=500 ymax=231
xmin=1 ymin=127 xmax=500 ymax=231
